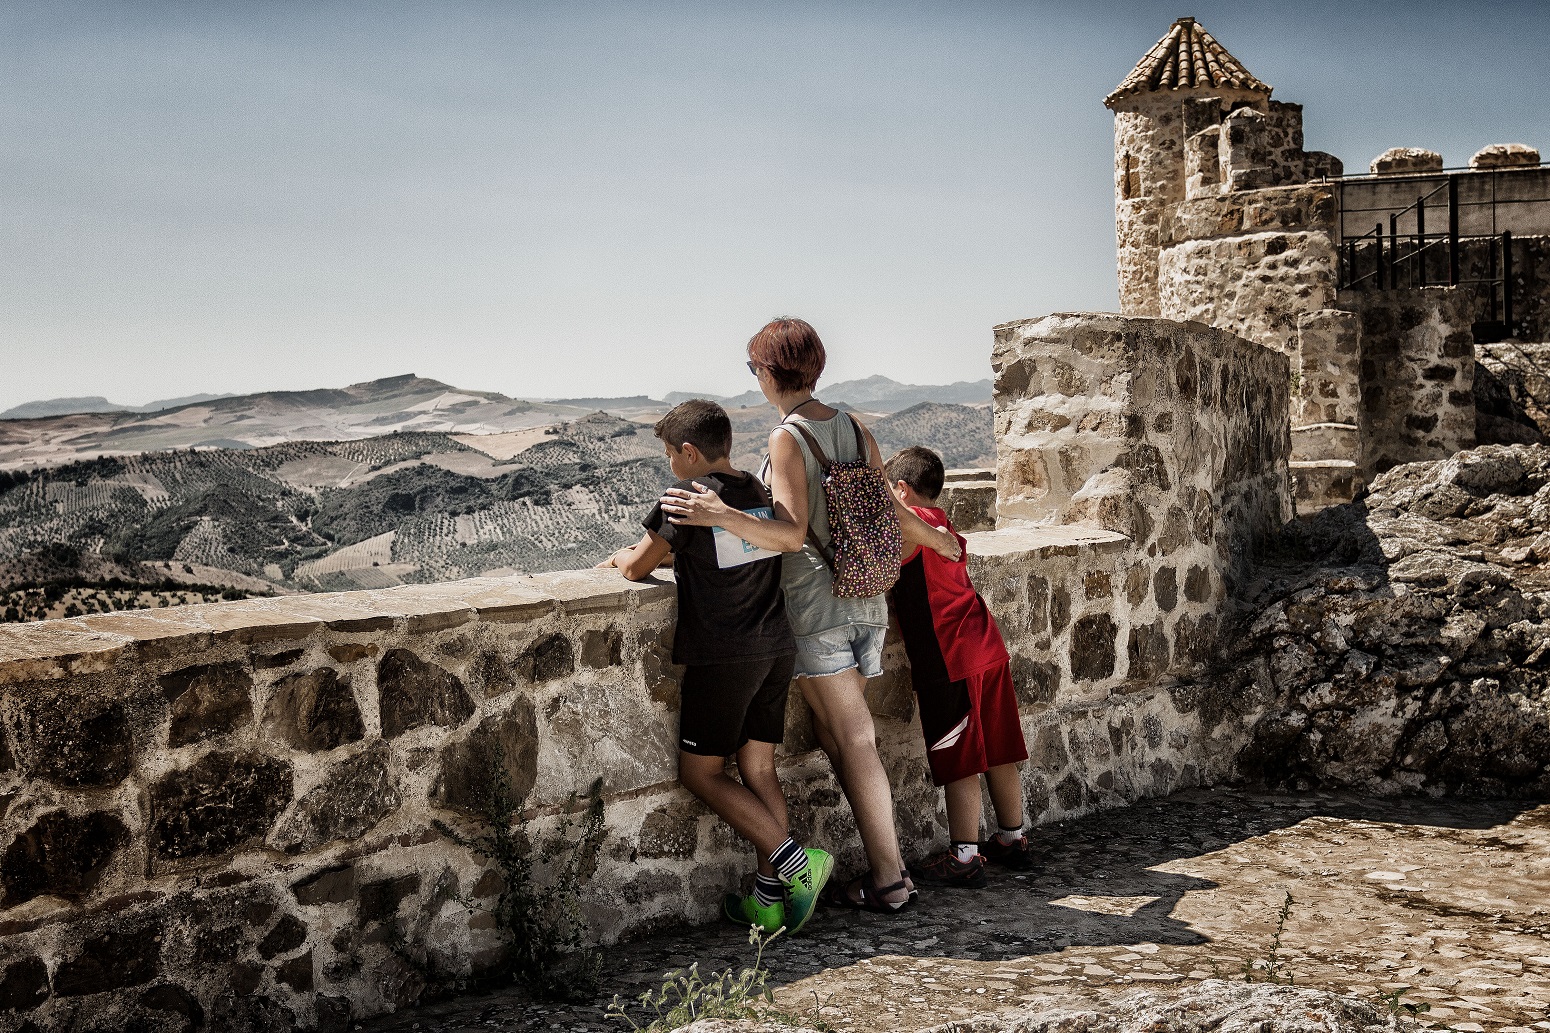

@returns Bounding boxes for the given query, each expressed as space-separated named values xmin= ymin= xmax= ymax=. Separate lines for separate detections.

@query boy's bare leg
xmin=984 ymin=763 xmax=1026 ymax=831
xmin=944 ymin=776 xmax=983 ymax=844
xmin=734 ymin=740 xmax=787 ymax=877
xmin=800 ymin=669 xmax=907 ymax=899
xmin=679 ymin=751 xmax=787 ymax=862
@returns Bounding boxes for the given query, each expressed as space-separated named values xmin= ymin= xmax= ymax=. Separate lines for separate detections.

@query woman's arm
xmin=657 ymin=431 xmax=810 ymax=553
xmin=858 ymin=420 xmax=963 ymax=562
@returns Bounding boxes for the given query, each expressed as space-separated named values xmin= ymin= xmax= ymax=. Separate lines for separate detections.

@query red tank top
xmin=892 ymin=506 xmax=1009 ymax=682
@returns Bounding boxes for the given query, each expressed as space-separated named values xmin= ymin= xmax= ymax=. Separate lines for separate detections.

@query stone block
xmin=257 ymin=914 xmax=308 ymax=960
xmin=1469 ymin=143 xmax=1539 ymax=170
xmin=580 ymin=629 xmax=623 ymax=669
xmin=274 ymin=951 xmax=314 ymax=991
xmin=291 ymin=863 xmax=356 ymax=906
xmin=53 ymin=923 xmax=163 ymax=996
xmin=1127 ymin=621 xmax=1171 ymax=682
xmin=526 ymin=634 xmax=575 ymax=683
xmin=638 ymin=806 xmax=699 ymax=858
xmin=150 ymin=752 xmax=294 ymax=862
xmin=0 ymin=955 xmax=49 ymax=1012
xmin=358 ymin=873 xmax=421 ymax=924
xmin=1369 ymin=147 xmax=1442 ymax=175
xmin=15 ymin=688 xmax=133 ymax=788
xmin=377 ymin=650 xmax=475 ymax=738
xmin=262 ymin=667 xmax=364 ymax=752
xmin=1070 ymin=613 xmax=1118 ymax=681
xmin=434 ymin=698 xmax=539 ymax=817
xmin=162 ymin=661 xmax=254 ymax=747
xmin=270 ymin=742 xmax=401 ymax=853
xmin=1 ymin=809 xmax=130 ymax=907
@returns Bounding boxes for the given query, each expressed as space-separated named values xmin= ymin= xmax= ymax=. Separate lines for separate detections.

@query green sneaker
xmin=782 ymin=848 xmax=834 ymax=935
xmin=723 ymin=891 xmax=784 ymax=934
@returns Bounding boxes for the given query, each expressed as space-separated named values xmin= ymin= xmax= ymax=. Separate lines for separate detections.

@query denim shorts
xmin=793 ymin=624 xmax=887 ymax=680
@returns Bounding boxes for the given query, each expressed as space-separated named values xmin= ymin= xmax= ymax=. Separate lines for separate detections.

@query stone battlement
xmin=0 ymin=314 xmax=1290 ymax=1031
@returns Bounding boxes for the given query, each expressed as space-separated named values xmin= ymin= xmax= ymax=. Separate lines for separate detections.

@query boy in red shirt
xmin=885 ymin=447 xmax=1036 ymax=885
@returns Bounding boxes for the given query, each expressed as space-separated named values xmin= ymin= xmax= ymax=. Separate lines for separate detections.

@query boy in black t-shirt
xmin=602 ymin=399 xmax=833 ymax=935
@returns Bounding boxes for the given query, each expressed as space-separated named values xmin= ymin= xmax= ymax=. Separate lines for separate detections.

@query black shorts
xmin=678 ymin=654 xmax=796 ymax=757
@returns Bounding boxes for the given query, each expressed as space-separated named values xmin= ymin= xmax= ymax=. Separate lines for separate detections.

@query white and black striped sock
xmin=753 ymin=873 xmax=784 ymax=908
xmin=769 ymin=837 xmax=806 ymax=882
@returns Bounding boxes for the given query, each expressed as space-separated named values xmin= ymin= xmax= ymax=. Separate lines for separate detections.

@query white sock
xmin=952 ymin=841 xmax=980 ymax=863
xmin=996 ymin=824 xmax=1024 ymax=846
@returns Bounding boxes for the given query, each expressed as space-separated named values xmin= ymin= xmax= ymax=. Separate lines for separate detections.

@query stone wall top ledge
xmin=0 ymin=571 xmax=674 ymax=678
xmin=967 ymin=525 xmax=1130 ymax=558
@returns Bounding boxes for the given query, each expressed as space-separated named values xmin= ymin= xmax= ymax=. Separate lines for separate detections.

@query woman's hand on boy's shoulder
xmin=660 ymin=481 xmax=727 ymax=526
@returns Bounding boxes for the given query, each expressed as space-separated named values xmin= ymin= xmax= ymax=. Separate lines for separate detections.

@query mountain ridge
xmin=3 ymin=373 xmax=992 ymax=472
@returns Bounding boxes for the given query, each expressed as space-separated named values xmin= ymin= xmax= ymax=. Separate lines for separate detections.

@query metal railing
xmin=1338 ymin=173 xmax=1518 ymax=336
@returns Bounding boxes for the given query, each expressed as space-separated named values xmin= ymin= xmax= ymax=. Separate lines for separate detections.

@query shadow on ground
xmin=366 ymin=788 xmax=1544 ymax=1032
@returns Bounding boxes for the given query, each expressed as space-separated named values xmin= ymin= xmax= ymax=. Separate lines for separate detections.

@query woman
xmin=659 ymin=317 xmax=962 ymax=911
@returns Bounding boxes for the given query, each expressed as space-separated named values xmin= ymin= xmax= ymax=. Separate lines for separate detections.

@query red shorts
xmin=914 ymin=661 xmax=1029 ymax=787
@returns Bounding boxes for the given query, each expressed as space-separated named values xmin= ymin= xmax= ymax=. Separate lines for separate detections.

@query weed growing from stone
xmin=1242 ymin=891 xmax=1295 ymax=984
xmin=606 ymin=926 xmax=830 ymax=1031
xmin=1379 ymin=989 xmax=1432 ymax=1017
xmin=435 ymin=742 xmax=606 ymax=1003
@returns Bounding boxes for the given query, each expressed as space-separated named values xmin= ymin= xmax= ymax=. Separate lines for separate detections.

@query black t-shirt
xmin=642 ymin=471 xmax=796 ymax=666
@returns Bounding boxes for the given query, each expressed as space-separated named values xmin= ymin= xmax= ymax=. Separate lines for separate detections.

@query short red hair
xmin=747 ymin=317 xmax=826 ymax=394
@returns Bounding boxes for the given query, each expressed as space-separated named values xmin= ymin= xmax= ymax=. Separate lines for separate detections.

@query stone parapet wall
xmin=990 ymin=313 xmax=1292 ymax=654
xmin=1339 ymin=286 xmax=1477 ymax=473
xmin=0 ymin=514 xmax=1262 ymax=1030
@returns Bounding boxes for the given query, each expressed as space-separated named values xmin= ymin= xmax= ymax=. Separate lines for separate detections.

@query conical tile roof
xmin=1105 ymin=18 xmax=1271 ymax=108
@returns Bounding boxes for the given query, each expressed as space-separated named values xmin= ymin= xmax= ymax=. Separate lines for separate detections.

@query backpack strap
xmin=774 ymin=418 xmax=836 ymax=565
xmin=847 ymin=414 xmax=867 ymax=462
xmin=785 ymin=420 xmax=832 ymax=468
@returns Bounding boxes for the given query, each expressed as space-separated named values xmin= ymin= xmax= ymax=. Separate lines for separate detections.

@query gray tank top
xmin=762 ymin=410 xmax=889 ymax=637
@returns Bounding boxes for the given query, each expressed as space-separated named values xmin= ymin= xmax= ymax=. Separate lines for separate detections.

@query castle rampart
xmin=0 ymin=314 xmax=1288 ymax=1031
xmin=1108 ymin=19 xmax=1550 ymax=513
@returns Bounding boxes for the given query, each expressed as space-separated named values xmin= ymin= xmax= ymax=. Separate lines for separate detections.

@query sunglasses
xmin=746 ymin=361 xmax=762 ymax=376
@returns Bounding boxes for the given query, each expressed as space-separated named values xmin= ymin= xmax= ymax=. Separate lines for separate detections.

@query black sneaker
xmin=910 ymin=851 xmax=987 ymax=888
xmin=980 ymin=833 xmax=1038 ymax=871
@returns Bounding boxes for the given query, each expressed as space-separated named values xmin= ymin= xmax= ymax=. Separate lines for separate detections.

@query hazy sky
xmin=4 ymin=1 xmax=1548 ymax=411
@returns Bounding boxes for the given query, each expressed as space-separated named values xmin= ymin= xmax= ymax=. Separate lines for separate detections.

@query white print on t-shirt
xmin=712 ymin=507 xmax=782 ymax=569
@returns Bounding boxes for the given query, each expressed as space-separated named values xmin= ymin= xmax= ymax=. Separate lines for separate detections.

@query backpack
xmin=783 ymin=414 xmax=903 ymax=599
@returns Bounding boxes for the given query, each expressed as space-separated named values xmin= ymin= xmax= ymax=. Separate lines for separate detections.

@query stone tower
xmin=1105 ymin=18 xmax=1271 ymax=316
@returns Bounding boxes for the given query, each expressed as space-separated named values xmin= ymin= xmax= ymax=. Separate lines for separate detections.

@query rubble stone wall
xmin=1156 ymin=206 xmax=1340 ymax=360
xmin=0 ymin=311 xmax=1301 ymax=1031
xmin=0 ymin=535 xmax=1261 ymax=1030
xmin=990 ymin=313 xmax=1292 ymax=662
xmin=1339 ymin=286 xmax=1477 ymax=473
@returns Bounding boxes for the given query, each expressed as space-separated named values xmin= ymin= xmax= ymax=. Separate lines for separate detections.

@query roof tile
xmin=1105 ymin=18 xmax=1271 ymax=107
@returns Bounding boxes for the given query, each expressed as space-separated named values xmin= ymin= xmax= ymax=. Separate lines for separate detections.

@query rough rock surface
xmin=916 ymin=982 xmax=1417 ymax=1033
xmin=373 ymin=789 xmax=1549 ymax=1032
xmin=1477 ymin=343 xmax=1550 ymax=445
xmin=1235 ymin=442 xmax=1550 ymax=794
xmin=679 ymin=982 xmax=1419 ymax=1032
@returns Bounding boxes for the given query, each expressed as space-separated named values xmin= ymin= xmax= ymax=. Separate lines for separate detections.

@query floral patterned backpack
xmin=785 ymin=415 xmax=903 ymax=598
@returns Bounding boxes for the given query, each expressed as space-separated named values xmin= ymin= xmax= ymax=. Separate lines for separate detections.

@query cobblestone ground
xmin=366 ymin=789 xmax=1550 ymax=1033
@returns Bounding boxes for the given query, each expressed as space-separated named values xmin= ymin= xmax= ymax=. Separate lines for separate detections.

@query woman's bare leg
xmin=800 ymin=668 xmax=907 ymax=900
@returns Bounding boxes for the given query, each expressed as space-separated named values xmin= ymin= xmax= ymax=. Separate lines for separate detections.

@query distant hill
xmin=0 ymin=392 xmax=237 ymax=420
xmin=873 ymin=402 xmax=996 ymax=469
xmin=665 ymin=375 xmax=991 ymax=414
xmin=720 ymin=401 xmax=993 ymax=472
xmin=0 ymin=415 xmax=670 ymax=615
xmin=0 ymin=375 xmax=597 ymax=472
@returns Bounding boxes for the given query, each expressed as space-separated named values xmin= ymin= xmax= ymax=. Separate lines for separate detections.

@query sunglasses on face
xmin=746 ymin=361 xmax=761 ymax=376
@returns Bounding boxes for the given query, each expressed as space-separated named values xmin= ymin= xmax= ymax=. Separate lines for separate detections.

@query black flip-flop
xmin=819 ymin=872 xmax=913 ymax=913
